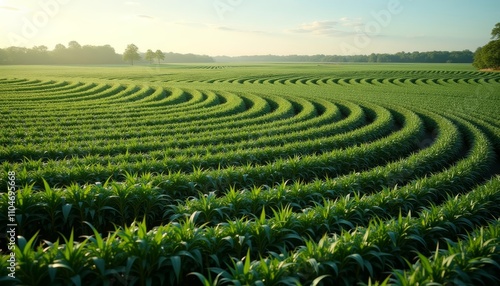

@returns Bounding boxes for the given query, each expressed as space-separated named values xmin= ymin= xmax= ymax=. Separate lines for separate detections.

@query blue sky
xmin=1 ymin=0 xmax=499 ymax=56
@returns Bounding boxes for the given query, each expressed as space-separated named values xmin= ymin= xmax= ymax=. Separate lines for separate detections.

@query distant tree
xmin=68 ymin=41 xmax=81 ymax=50
xmin=473 ymin=47 xmax=486 ymax=68
xmin=145 ymin=49 xmax=155 ymax=64
xmin=53 ymin=44 xmax=67 ymax=63
xmin=29 ymin=45 xmax=49 ymax=64
xmin=0 ymin=48 xmax=8 ymax=64
xmin=368 ymin=53 xmax=377 ymax=62
xmin=163 ymin=52 xmax=214 ymax=63
xmin=473 ymin=41 xmax=500 ymax=69
xmin=33 ymin=45 xmax=48 ymax=53
xmin=155 ymin=49 xmax=164 ymax=64
xmin=123 ymin=44 xmax=140 ymax=65
xmin=491 ymin=22 xmax=500 ymax=40
xmin=473 ymin=23 xmax=500 ymax=69
xmin=0 ymin=42 xmax=122 ymax=65
xmin=54 ymin=44 xmax=66 ymax=51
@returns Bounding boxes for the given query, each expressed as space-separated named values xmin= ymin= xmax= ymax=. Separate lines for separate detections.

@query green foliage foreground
xmin=0 ymin=63 xmax=499 ymax=285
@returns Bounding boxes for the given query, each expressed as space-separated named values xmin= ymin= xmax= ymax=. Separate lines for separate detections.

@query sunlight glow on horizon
xmin=0 ymin=0 xmax=499 ymax=56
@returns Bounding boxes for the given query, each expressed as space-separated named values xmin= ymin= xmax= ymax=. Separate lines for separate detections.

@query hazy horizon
xmin=1 ymin=0 xmax=499 ymax=57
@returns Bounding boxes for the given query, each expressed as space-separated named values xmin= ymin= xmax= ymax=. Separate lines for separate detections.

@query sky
xmin=0 ymin=0 xmax=499 ymax=56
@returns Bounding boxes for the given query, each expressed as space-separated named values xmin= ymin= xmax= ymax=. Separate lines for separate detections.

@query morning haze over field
xmin=1 ymin=1 xmax=500 ymax=286
xmin=1 ymin=0 xmax=499 ymax=56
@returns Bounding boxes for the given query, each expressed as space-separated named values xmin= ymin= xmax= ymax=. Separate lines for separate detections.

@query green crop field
xmin=1 ymin=63 xmax=500 ymax=285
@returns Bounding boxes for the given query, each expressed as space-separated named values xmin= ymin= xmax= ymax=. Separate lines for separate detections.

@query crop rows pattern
xmin=1 ymin=64 xmax=500 ymax=285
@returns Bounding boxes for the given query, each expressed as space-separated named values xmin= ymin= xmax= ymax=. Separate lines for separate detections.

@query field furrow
xmin=0 ymin=64 xmax=499 ymax=285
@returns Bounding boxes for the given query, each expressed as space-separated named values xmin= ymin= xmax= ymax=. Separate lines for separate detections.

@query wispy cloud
xmin=339 ymin=17 xmax=363 ymax=28
xmin=289 ymin=18 xmax=364 ymax=37
xmin=0 ymin=5 xmax=20 ymax=11
xmin=175 ymin=22 xmax=268 ymax=34
xmin=290 ymin=20 xmax=339 ymax=34
xmin=138 ymin=14 xmax=154 ymax=19
xmin=216 ymin=26 xmax=268 ymax=34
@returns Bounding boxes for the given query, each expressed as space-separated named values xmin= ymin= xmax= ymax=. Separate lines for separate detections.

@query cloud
xmin=289 ymin=18 xmax=365 ymax=37
xmin=0 ymin=5 xmax=19 ymax=11
xmin=175 ymin=22 xmax=268 ymax=34
xmin=216 ymin=26 xmax=236 ymax=32
xmin=290 ymin=20 xmax=339 ymax=35
xmin=216 ymin=26 xmax=268 ymax=34
xmin=138 ymin=14 xmax=154 ymax=19
xmin=339 ymin=17 xmax=363 ymax=28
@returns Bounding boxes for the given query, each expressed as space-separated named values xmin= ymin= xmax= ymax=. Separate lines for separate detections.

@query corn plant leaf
xmin=170 ymin=255 xmax=181 ymax=282
xmin=51 ymin=262 xmax=74 ymax=271
xmin=244 ymin=248 xmax=251 ymax=274
xmin=92 ymin=257 xmax=105 ymax=274
xmin=17 ymin=231 xmax=39 ymax=255
xmin=307 ymin=258 xmax=319 ymax=273
xmin=311 ymin=274 xmax=331 ymax=286
xmin=347 ymin=253 xmax=365 ymax=271
xmin=70 ymin=275 xmax=81 ymax=286
xmin=48 ymin=265 xmax=57 ymax=283
xmin=62 ymin=203 xmax=72 ymax=224
xmin=189 ymin=272 xmax=212 ymax=286
xmin=416 ymin=252 xmax=433 ymax=275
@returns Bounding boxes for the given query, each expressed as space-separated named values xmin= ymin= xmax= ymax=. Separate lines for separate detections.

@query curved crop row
xmin=0 ymin=66 xmax=499 ymax=285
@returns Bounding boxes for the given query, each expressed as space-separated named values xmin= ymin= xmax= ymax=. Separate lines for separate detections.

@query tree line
xmin=215 ymin=50 xmax=474 ymax=63
xmin=0 ymin=42 xmax=214 ymax=65
xmin=0 ymin=41 xmax=122 ymax=65
xmin=123 ymin=43 xmax=214 ymax=65
xmin=0 ymin=40 xmax=494 ymax=66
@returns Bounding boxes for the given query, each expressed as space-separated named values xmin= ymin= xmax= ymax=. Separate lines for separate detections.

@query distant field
xmin=1 ymin=63 xmax=500 ymax=285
